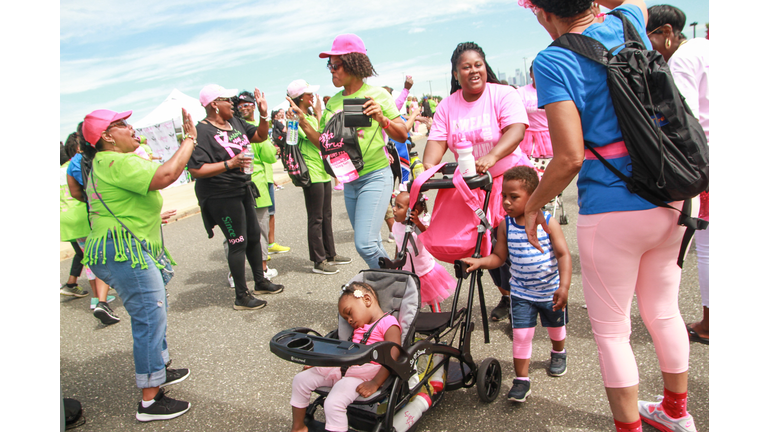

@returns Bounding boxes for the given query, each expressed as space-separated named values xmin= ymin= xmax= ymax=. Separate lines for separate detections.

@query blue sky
xmin=59 ymin=0 xmax=709 ymax=142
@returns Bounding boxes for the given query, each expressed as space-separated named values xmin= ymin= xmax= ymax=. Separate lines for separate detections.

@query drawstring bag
xmin=411 ymin=163 xmax=492 ymax=263
xmin=282 ymin=141 xmax=312 ymax=188
xmin=318 ymin=110 xmax=380 ymax=183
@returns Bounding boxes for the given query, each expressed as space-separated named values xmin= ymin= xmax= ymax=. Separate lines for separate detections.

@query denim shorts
xmin=268 ymin=183 xmax=276 ymax=215
xmin=509 ymin=294 xmax=568 ymax=329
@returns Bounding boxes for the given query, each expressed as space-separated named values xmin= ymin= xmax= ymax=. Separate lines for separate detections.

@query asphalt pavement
xmin=59 ymin=134 xmax=709 ymax=431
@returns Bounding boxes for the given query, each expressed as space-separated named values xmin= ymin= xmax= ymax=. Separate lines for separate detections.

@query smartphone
xmin=343 ymin=98 xmax=372 ymax=128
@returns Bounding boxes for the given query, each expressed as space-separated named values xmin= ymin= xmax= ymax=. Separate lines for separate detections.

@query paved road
xmin=60 ymin=135 xmax=709 ymax=431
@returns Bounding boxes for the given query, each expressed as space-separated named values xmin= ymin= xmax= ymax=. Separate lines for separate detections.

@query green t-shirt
xmin=249 ymin=140 xmax=277 ymax=208
xmin=319 ymin=83 xmax=399 ymax=177
xmin=245 ymin=118 xmax=274 ymax=183
xmin=60 ymin=161 xmax=90 ymax=242
xmin=82 ymin=152 xmax=172 ymax=270
xmin=298 ymin=114 xmax=331 ymax=183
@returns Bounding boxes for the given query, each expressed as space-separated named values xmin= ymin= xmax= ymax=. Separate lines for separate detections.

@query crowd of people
xmin=60 ymin=1 xmax=708 ymax=430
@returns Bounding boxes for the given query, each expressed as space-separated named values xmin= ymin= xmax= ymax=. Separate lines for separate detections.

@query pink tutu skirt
xmin=419 ymin=263 xmax=456 ymax=306
xmin=519 ymin=129 xmax=553 ymax=158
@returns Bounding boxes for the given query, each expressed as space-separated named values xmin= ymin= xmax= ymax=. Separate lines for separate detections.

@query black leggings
xmin=69 ymin=241 xmax=84 ymax=278
xmin=205 ymin=193 xmax=264 ymax=298
xmin=302 ymin=181 xmax=336 ymax=264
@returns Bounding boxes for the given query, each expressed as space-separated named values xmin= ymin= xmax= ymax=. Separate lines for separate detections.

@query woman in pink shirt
xmin=517 ymin=64 xmax=553 ymax=159
xmin=422 ymin=41 xmax=532 ymax=321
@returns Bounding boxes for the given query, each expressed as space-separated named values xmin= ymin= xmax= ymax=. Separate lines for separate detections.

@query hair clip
xmin=353 ymin=289 xmax=364 ymax=298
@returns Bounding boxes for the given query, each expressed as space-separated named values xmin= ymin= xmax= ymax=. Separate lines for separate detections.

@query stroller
xmin=529 ymin=155 xmax=569 ymax=225
xmin=272 ymin=249 xmax=502 ymax=431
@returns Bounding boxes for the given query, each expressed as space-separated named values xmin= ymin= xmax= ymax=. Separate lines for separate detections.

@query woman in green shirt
xmin=80 ymin=108 xmax=197 ymax=422
xmin=286 ymin=79 xmax=352 ymax=275
xmin=289 ymin=34 xmax=408 ymax=269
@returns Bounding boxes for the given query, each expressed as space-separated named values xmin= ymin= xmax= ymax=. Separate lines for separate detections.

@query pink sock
xmin=662 ymin=388 xmax=688 ymax=419
xmin=614 ymin=418 xmax=642 ymax=432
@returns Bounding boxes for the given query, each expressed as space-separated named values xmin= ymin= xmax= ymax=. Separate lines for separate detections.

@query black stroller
xmin=271 ymin=164 xmax=502 ymax=432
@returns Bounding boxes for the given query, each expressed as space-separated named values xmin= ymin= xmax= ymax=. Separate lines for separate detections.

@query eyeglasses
xmin=646 ymin=24 xmax=665 ymax=36
xmin=327 ymin=61 xmax=342 ymax=72
xmin=107 ymin=119 xmax=129 ymax=130
xmin=214 ymin=97 xmax=232 ymax=103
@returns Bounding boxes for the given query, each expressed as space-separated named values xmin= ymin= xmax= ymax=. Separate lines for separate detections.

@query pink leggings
xmin=577 ymin=204 xmax=689 ymax=388
xmin=512 ymin=326 xmax=566 ymax=359
xmin=291 ymin=364 xmax=381 ymax=432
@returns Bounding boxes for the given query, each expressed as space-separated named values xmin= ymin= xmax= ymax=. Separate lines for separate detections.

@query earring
xmin=216 ymin=107 xmax=220 ymax=115
xmin=665 ymin=38 xmax=671 ymax=49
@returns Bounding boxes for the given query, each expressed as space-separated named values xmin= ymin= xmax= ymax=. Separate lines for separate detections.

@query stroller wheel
xmin=476 ymin=358 xmax=502 ymax=402
xmin=559 ymin=213 xmax=569 ymax=225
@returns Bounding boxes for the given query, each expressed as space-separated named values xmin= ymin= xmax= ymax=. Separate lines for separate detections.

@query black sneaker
xmin=160 ymin=360 xmax=190 ymax=388
xmin=548 ymin=351 xmax=567 ymax=377
xmin=93 ymin=302 xmax=120 ymax=325
xmin=135 ymin=388 xmax=190 ymax=422
xmin=234 ymin=294 xmax=267 ymax=310
xmin=507 ymin=378 xmax=531 ymax=402
xmin=253 ymin=279 xmax=284 ymax=295
xmin=490 ymin=296 xmax=510 ymax=321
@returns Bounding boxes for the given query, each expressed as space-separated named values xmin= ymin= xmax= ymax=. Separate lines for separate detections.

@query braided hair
xmin=449 ymin=42 xmax=501 ymax=95
xmin=339 ymin=282 xmax=379 ymax=305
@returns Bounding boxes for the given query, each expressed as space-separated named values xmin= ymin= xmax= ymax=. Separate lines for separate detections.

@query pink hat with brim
xmin=319 ymin=34 xmax=367 ymax=58
xmin=82 ymin=109 xmax=132 ymax=147
xmin=286 ymin=79 xmax=321 ymax=99
xmin=199 ymin=84 xmax=238 ymax=107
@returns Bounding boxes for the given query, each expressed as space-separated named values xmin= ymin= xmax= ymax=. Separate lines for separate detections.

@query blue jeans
xmin=343 ymin=167 xmax=392 ymax=268
xmin=89 ymin=233 xmax=170 ymax=388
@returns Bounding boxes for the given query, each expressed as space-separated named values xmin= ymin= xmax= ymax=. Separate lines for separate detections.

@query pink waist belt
xmin=584 ymin=140 xmax=629 ymax=160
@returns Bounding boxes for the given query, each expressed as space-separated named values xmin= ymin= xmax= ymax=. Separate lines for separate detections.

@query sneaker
xmin=227 ymin=272 xmax=235 ymax=288
xmin=507 ymin=378 xmax=531 ymax=402
xmin=638 ymin=398 xmax=697 ymax=432
xmin=313 ymin=260 xmax=339 ymax=275
xmin=264 ymin=267 xmax=278 ymax=279
xmin=93 ymin=302 xmax=120 ymax=325
xmin=490 ymin=296 xmax=510 ymax=321
xmin=253 ymin=279 xmax=284 ymax=295
xmin=548 ymin=351 xmax=567 ymax=377
xmin=268 ymin=243 xmax=291 ymax=254
xmin=386 ymin=232 xmax=395 ymax=243
xmin=234 ymin=293 xmax=267 ymax=310
xmin=60 ymin=284 xmax=89 ymax=298
xmin=334 ymin=183 xmax=344 ymax=191
xmin=135 ymin=388 xmax=191 ymax=422
xmin=328 ymin=255 xmax=352 ymax=265
xmin=160 ymin=360 xmax=190 ymax=388
xmin=90 ymin=295 xmax=116 ymax=310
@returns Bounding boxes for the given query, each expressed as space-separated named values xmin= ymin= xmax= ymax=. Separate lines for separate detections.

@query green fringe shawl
xmin=81 ymin=226 xmax=177 ymax=270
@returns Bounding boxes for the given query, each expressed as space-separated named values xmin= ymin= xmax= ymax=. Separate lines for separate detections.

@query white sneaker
xmin=638 ymin=398 xmax=697 ymax=432
xmin=387 ymin=232 xmax=395 ymax=243
xmin=227 ymin=272 xmax=234 ymax=288
xmin=264 ymin=267 xmax=278 ymax=280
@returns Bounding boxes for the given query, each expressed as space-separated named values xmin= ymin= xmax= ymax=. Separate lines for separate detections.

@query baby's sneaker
xmin=507 ymin=378 xmax=531 ymax=402
xmin=548 ymin=350 xmax=567 ymax=376
xmin=638 ymin=398 xmax=697 ymax=432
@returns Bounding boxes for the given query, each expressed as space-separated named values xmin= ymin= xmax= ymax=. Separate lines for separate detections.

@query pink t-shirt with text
xmin=430 ymin=83 xmax=529 ymax=178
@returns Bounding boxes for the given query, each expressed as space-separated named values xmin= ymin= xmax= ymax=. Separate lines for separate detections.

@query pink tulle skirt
xmin=518 ymin=129 xmax=553 ymax=158
xmin=419 ymin=262 xmax=456 ymax=306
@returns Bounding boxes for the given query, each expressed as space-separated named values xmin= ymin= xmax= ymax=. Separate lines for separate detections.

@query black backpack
xmin=550 ymin=9 xmax=709 ymax=267
xmin=319 ymin=109 xmax=379 ymax=178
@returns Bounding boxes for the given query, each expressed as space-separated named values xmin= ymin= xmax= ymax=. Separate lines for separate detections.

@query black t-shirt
xmin=188 ymin=117 xmax=258 ymax=201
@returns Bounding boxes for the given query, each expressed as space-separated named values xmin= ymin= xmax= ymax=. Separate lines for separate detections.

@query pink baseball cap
xmin=319 ymin=34 xmax=367 ymax=58
xmin=199 ymin=84 xmax=238 ymax=107
xmin=286 ymin=79 xmax=320 ymax=99
xmin=82 ymin=109 xmax=133 ymax=147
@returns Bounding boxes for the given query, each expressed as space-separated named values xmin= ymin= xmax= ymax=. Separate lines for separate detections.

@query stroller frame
xmin=270 ymin=166 xmax=502 ymax=432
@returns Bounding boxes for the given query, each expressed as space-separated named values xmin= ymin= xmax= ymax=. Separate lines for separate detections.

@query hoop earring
xmin=665 ymin=38 xmax=671 ymax=49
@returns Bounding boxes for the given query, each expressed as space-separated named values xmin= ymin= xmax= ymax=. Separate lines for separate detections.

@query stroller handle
xmin=413 ymin=162 xmax=492 ymax=192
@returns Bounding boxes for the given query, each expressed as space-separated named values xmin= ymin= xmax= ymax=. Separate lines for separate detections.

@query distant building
xmin=499 ymin=72 xmax=507 ymax=82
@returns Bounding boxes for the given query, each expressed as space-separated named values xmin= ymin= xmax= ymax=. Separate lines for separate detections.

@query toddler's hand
xmin=460 ymin=258 xmax=480 ymax=273
xmin=356 ymin=381 xmax=379 ymax=398
xmin=552 ymin=287 xmax=569 ymax=312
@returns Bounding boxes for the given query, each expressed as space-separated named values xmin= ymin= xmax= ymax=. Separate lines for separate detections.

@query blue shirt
xmin=66 ymin=153 xmax=84 ymax=186
xmin=506 ymin=213 xmax=560 ymax=302
xmin=389 ymin=115 xmax=412 ymax=182
xmin=533 ymin=5 xmax=656 ymax=215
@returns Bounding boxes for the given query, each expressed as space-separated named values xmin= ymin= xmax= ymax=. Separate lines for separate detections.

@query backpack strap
xmin=451 ymin=167 xmax=492 ymax=234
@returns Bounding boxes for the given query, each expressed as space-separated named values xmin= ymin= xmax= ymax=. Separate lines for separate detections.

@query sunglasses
xmin=238 ymin=102 xmax=254 ymax=108
xmin=214 ymin=97 xmax=232 ymax=103
xmin=327 ymin=61 xmax=342 ymax=72
xmin=107 ymin=119 xmax=129 ymax=130
xmin=646 ymin=24 xmax=665 ymax=36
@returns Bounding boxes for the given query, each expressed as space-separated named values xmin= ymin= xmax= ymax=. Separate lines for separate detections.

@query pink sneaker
xmin=638 ymin=399 xmax=696 ymax=432
xmin=334 ymin=183 xmax=344 ymax=191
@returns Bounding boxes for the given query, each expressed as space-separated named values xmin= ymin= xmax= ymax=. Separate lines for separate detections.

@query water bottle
xmin=286 ymin=119 xmax=299 ymax=145
xmin=241 ymin=146 xmax=254 ymax=174
xmin=392 ymin=393 xmax=431 ymax=432
xmin=455 ymin=141 xmax=476 ymax=176
xmin=410 ymin=151 xmax=424 ymax=178
xmin=428 ymin=353 xmax=446 ymax=393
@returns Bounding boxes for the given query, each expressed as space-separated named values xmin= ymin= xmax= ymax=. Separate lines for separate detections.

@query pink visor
xmin=82 ymin=109 xmax=132 ymax=147
xmin=319 ymin=34 xmax=367 ymax=58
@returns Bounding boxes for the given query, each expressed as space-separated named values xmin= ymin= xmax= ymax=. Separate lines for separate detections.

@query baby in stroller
xmin=289 ymin=282 xmax=402 ymax=432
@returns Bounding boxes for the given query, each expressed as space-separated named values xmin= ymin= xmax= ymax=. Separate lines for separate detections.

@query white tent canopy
xmin=133 ymin=89 xmax=206 ymax=128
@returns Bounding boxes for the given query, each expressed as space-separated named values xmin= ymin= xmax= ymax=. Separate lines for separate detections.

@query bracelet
xmin=382 ymin=117 xmax=391 ymax=129
xmin=224 ymin=160 xmax=230 ymax=171
xmin=260 ymin=114 xmax=269 ymax=120
xmin=183 ymin=135 xmax=197 ymax=146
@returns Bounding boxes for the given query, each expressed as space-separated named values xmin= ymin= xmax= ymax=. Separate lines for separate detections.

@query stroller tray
xmin=271 ymin=329 xmax=375 ymax=367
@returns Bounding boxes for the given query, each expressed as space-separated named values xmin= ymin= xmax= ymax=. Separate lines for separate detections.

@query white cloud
xmin=408 ymin=28 xmax=426 ymax=34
